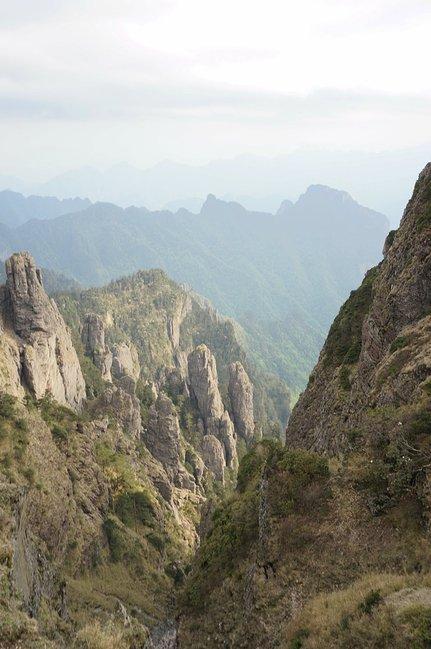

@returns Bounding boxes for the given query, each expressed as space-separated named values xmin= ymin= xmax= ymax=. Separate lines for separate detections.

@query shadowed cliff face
xmin=177 ymin=164 xmax=431 ymax=649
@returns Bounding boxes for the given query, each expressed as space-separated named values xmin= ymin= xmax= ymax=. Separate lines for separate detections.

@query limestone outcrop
xmin=188 ymin=344 xmax=238 ymax=475
xmin=144 ymin=393 xmax=195 ymax=492
xmin=81 ymin=313 xmax=112 ymax=382
xmin=111 ymin=341 xmax=140 ymax=392
xmin=0 ymin=252 xmax=85 ymax=410
xmin=188 ymin=344 xmax=224 ymax=421
xmin=201 ymin=435 xmax=225 ymax=483
xmin=145 ymin=393 xmax=182 ymax=483
xmin=228 ymin=361 xmax=255 ymax=444
xmin=95 ymin=385 xmax=142 ymax=439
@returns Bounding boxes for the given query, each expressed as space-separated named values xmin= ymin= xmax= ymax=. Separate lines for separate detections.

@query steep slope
xmin=0 ymin=186 xmax=388 ymax=393
xmin=0 ymin=190 xmax=90 ymax=227
xmin=287 ymin=164 xmax=431 ymax=453
xmin=0 ymin=253 xmax=281 ymax=648
xmin=177 ymin=163 xmax=431 ymax=648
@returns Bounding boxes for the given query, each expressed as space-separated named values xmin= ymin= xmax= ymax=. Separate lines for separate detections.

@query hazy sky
xmin=1 ymin=0 xmax=431 ymax=179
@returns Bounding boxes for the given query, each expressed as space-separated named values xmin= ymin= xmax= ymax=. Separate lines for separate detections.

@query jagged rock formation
xmin=144 ymin=393 xmax=195 ymax=493
xmin=0 ymin=250 xmax=287 ymax=648
xmin=287 ymin=162 xmax=431 ymax=454
xmin=0 ymin=252 xmax=85 ymax=409
xmin=111 ymin=341 xmax=140 ymax=392
xmin=229 ymin=361 xmax=255 ymax=443
xmin=201 ymin=435 xmax=225 ymax=483
xmin=188 ymin=344 xmax=238 ymax=474
xmin=82 ymin=312 xmax=113 ymax=382
xmin=56 ymin=267 xmax=289 ymax=439
xmin=94 ymin=385 xmax=142 ymax=439
xmin=187 ymin=344 xmax=225 ymax=421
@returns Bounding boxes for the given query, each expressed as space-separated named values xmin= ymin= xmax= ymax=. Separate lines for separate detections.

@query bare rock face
xmin=111 ymin=342 xmax=140 ymax=392
xmin=167 ymin=293 xmax=192 ymax=351
xmin=2 ymin=252 xmax=85 ymax=410
xmin=188 ymin=344 xmax=224 ymax=421
xmin=82 ymin=313 xmax=112 ymax=382
xmin=185 ymin=450 xmax=205 ymax=486
xmin=188 ymin=344 xmax=238 ymax=473
xmin=144 ymin=393 xmax=196 ymax=492
xmin=145 ymin=393 xmax=181 ymax=482
xmin=201 ymin=435 xmax=226 ymax=483
xmin=214 ymin=410 xmax=238 ymax=470
xmin=287 ymin=163 xmax=431 ymax=454
xmin=228 ymin=361 xmax=255 ymax=444
xmin=96 ymin=385 xmax=142 ymax=439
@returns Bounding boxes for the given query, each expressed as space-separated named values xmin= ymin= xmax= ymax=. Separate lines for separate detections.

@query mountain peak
xmin=299 ymin=184 xmax=354 ymax=205
xmin=276 ymin=199 xmax=294 ymax=216
xmin=200 ymin=193 xmax=247 ymax=216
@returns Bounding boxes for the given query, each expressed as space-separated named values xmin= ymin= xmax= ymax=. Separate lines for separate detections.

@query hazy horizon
xmin=1 ymin=0 xmax=431 ymax=185
xmin=1 ymin=144 xmax=429 ymax=226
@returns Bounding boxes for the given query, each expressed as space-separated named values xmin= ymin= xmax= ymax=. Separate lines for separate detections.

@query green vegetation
xmin=390 ymin=336 xmax=409 ymax=353
xmin=181 ymin=441 xmax=330 ymax=611
xmin=284 ymin=573 xmax=431 ymax=649
xmin=350 ymin=402 xmax=431 ymax=516
xmin=114 ymin=490 xmax=155 ymax=528
xmin=384 ymin=229 xmax=396 ymax=250
xmin=401 ymin=605 xmax=431 ymax=647
xmin=36 ymin=395 xmax=81 ymax=446
xmin=324 ymin=267 xmax=379 ymax=368
xmin=358 ymin=589 xmax=382 ymax=615
xmin=0 ymin=395 xmax=36 ymax=483
xmin=289 ymin=628 xmax=310 ymax=649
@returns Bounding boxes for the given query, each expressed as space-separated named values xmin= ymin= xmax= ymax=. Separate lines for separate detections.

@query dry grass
xmin=284 ymin=572 xmax=431 ymax=648
xmin=74 ymin=621 xmax=128 ymax=649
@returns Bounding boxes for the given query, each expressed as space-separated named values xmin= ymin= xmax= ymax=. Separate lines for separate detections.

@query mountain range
xmin=1 ymin=146 xmax=430 ymax=225
xmin=0 ymin=185 xmax=389 ymax=394
xmin=0 ymin=163 xmax=428 ymax=648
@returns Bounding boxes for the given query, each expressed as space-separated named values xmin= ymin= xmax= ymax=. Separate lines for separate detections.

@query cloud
xmin=0 ymin=0 xmax=430 ymax=176
xmin=0 ymin=0 xmax=173 ymax=27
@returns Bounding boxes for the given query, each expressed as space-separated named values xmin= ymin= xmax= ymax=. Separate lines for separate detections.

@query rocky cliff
xmin=188 ymin=344 xmax=238 ymax=480
xmin=229 ymin=361 xmax=255 ymax=443
xmin=287 ymin=162 xmax=431 ymax=454
xmin=0 ymin=252 xmax=276 ymax=647
xmin=178 ymin=164 xmax=431 ymax=649
xmin=0 ymin=252 xmax=85 ymax=409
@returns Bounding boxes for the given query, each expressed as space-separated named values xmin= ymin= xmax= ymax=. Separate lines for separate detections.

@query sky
xmin=1 ymin=0 xmax=431 ymax=180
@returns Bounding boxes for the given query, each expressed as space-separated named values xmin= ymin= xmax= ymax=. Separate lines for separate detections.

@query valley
xmin=0 ymin=164 xmax=428 ymax=648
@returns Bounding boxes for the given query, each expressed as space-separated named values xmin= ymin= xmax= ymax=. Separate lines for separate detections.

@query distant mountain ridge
xmin=0 ymin=189 xmax=91 ymax=227
xmin=2 ymin=146 xmax=429 ymax=224
xmin=0 ymin=185 xmax=389 ymax=393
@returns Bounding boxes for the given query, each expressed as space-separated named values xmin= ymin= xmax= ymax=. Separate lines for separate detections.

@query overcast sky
xmin=1 ymin=0 xmax=431 ymax=180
